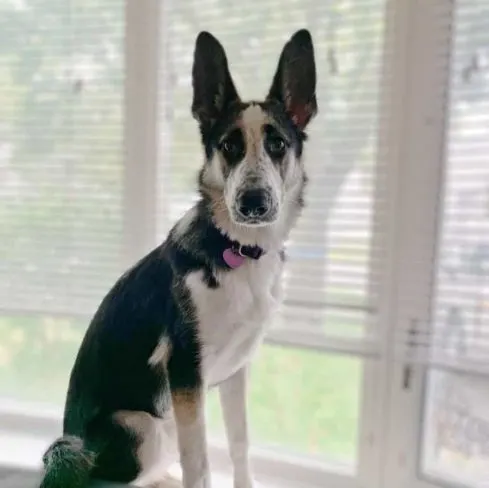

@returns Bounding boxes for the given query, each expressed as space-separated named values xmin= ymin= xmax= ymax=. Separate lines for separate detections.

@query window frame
xmin=380 ymin=1 xmax=459 ymax=488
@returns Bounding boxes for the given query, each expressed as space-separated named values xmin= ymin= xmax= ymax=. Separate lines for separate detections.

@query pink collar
xmin=222 ymin=241 xmax=265 ymax=269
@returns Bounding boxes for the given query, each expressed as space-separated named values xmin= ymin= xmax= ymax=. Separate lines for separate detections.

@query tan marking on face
xmin=172 ymin=388 xmax=202 ymax=426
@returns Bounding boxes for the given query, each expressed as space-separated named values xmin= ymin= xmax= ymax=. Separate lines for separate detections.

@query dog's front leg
xmin=169 ymin=342 xmax=210 ymax=488
xmin=219 ymin=365 xmax=253 ymax=488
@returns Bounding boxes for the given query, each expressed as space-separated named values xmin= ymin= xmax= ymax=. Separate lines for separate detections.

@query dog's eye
xmin=222 ymin=140 xmax=237 ymax=155
xmin=263 ymin=124 xmax=288 ymax=160
xmin=221 ymin=140 xmax=241 ymax=162
xmin=266 ymin=136 xmax=286 ymax=158
xmin=219 ymin=129 xmax=245 ymax=164
xmin=268 ymin=138 xmax=285 ymax=154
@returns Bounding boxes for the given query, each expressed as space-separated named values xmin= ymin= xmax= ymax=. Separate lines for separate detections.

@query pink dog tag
xmin=223 ymin=248 xmax=245 ymax=269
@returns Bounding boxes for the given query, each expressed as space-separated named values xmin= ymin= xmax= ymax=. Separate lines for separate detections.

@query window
xmin=0 ymin=0 xmax=124 ymax=401
xmin=0 ymin=1 xmax=488 ymax=488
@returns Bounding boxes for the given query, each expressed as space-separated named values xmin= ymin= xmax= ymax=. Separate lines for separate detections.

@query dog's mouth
xmin=230 ymin=188 xmax=279 ymax=227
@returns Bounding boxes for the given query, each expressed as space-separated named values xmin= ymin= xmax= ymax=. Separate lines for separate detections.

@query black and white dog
xmin=40 ymin=29 xmax=317 ymax=488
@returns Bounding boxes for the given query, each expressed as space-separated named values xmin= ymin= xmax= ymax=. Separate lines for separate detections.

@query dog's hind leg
xmin=110 ymin=410 xmax=178 ymax=488
xmin=79 ymin=413 xmax=141 ymax=485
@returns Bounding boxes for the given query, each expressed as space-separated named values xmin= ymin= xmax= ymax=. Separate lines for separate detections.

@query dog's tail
xmin=39 ymin=436 xmax=96 ymax=488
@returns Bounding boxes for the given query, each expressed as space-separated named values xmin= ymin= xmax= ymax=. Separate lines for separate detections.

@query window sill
xmin=0 ymin=399 xmax=354 ymax=488
xmin=0 ymin=432 xmax=304 ymax=488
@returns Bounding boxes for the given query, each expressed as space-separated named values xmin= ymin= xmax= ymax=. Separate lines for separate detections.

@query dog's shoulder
xmin=93 ymin=246 xmax=174 ymax=334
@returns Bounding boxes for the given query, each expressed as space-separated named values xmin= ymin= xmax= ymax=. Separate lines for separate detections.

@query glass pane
xmin=0 ymin=0 xmax=124 ymax=317
xmin=427 ymin=0 xmax=489 ymax=373
xmin=421 ymin=369 xmax=489 ymax=486
xmin=207 ymin=344 xmax=363 ymax=471
xmin=0 ymin=315 xmax=83 ymax=405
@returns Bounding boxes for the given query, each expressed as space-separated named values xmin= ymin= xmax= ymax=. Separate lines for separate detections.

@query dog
xmin=39 ymin=28 xmax=317 ymax=488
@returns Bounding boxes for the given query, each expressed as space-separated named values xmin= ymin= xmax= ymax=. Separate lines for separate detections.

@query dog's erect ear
xmin=192 ymin=31 xmax=240 ymax=126
xmin=267 ymin=29 xmax=317 ymax=130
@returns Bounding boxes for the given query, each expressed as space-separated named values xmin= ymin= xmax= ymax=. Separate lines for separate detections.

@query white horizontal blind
xmin=0 ymin=0 xmax=125 ymax=316
xmin=157 ymin=0 xmax=388 ymax=354
xmin=404 ymin=0 xmax=489 ymax=376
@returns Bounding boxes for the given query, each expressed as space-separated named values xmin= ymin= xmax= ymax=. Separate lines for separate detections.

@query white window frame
xmin=380 ymin=1 xmax=457 ymax=488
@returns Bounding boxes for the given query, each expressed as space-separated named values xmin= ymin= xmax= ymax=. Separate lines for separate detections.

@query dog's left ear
xmin=192 ymin=31 xmax=240 ymax=127
xmin=267 ymin=29 xmax=318 ymax=130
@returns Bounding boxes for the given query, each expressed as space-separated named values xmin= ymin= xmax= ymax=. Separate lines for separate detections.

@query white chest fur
xmin=185 ymin=253 xmax=283 ymax=386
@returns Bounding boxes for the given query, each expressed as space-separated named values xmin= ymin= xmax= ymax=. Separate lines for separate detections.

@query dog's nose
xmin=238 ymin=189 xmax=270 ymax=218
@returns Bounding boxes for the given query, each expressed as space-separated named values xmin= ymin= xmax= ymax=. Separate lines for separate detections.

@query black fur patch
xmin=263 ymin=123 xmax=288 ymax=163
xmin=199 ymin=101 xmax=249 ymax=161
xmin=218 ymin=127 xmax=246 ymax=166
xmin=203 ymin=268 xmax=219 ymax=288
xmin=86 ymin=415 xmax=140 ymax=483
xmin=259 ymin=100 xmax=306 ymax=159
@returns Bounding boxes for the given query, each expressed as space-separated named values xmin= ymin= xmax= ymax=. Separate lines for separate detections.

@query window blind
xmin=0 ymin=0 xmax=125 ymax=316
xmin=403 ymin=0 xmax=489 ymax=376
xmin=156 ymin=0 xmax=388 ymax=355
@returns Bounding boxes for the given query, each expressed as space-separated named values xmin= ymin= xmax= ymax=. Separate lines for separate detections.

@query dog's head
xmin=192 ymin=29 xmax=317 ymax=241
